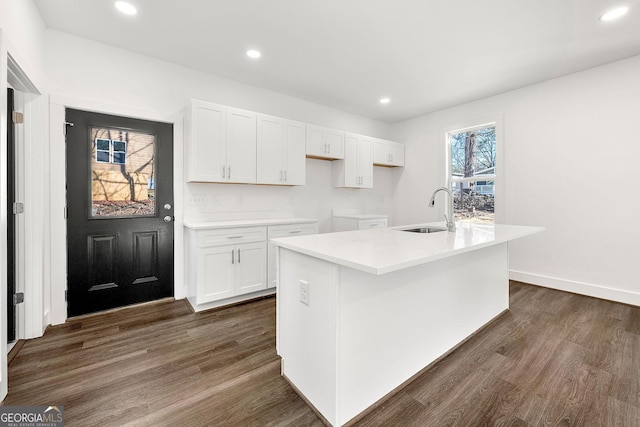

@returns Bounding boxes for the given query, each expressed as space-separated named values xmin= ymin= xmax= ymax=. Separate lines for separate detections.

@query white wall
xmin=45 ymin=30 xmax=397 ymax=231
xmin=391 ymin=54 xmax=640 ymax=305
xmin=0 ymin=0 xmax=46 ymax=89
xmin=44 ymin=29 xmax=398 ymax=323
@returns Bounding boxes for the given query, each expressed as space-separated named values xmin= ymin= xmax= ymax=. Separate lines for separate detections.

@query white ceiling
xmin=34 ymin=0 xmax=640 ymax=123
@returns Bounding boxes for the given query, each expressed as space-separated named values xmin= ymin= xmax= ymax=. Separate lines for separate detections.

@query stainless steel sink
xmin=399 ymin=227 xmax=447 ymax=234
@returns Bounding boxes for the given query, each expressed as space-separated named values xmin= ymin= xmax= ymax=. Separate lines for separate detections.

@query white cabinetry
xmin=257 ymin=114 xmax=306 ymax=185
xmin=306 ymin=125 xmax=345 ymax=159
xmin=186 ymin=99 xmax=257 ymax=183
xmin=373 ymin=139 xmax=405 ymax=167
xmin=267 ymin=223 xmax=319 ymax=288
xmin=332 ymin=215 xmax=388 ymax=232
xmin=333 ymin=133 xmax=373 ymax=188
xmin=185 ymin=219 xmax=318 ymax=311
xmin=186 ymin=226 xmax=266 ymax=308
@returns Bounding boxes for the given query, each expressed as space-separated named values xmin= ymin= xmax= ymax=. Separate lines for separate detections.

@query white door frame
xmin=49 ymin=95 xmax=185 ymax=326
xmin=1 ymin=30 xmax=44 ymax=401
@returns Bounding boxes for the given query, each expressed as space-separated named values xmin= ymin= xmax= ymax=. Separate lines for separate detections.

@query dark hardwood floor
xmin=3 ymin=282 xmax=640 ymax=426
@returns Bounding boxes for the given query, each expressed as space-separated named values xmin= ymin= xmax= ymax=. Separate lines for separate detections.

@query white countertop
xmin=184 ymin=217 xmax=318 ymax=230
xmin=332 ymin=213 xmax=388 ymax=220
xmin=272 ymin=222 xmax=544 ymax=275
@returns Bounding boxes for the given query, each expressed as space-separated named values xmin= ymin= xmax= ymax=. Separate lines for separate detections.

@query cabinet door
xmin=306 ymin=124 xmax=326 ymax=158
xmin=227 ymin=108 xmax=257 ymax=184
xmin=342 ymin=133 xmax=359 ymax=187
xmin=326 ymin=129 xmax=345 ymax=159
xmin=257 ymin=114 xmax=285 ymax=184
xmin=283 ymin=120 xmax=306 ymax=185
xmin=357 ymin=137 xmax=374 ymax=188
xmin=188 ymin=101 xmax=226 ymax=182
xmin=196 ymin=246 xmax=235 ymax=303
xmin=390 ymin=141 xmax=405 ymax=166
xmin=374 ymin=139 xmax=405 ymax=167
xmin=235 ymin=242 xmax=267 ymax=295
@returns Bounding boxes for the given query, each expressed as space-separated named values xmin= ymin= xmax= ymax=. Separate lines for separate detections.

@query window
xmin=91 ymin=127 xmax=155 ymax=217
xmin=95 ymin=138 xmax=127 ymax=165
xmin=447 ymin=123 xmax=496 ymax=223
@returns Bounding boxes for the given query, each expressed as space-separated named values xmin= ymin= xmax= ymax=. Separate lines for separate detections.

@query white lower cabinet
xmin=332 ymin=216 xmax=388 ymax=232
xmin=267 ymin=223 xmax=319 ymax=288
xmin=185 ymin=220 xmax=317 ymax=311
xmin=186 ymin=226 xmax=267 ymax=310
xmin=234 ymin=242 xmax=267 ymax=295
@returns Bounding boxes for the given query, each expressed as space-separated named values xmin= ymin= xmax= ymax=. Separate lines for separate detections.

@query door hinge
xmin=64 ymin=121 xmax=74 ymax=136
xmin=13 ymin=202 xmax=24 ymax=214
xmin=12 ymin=111 xmax=24 ymax=124
xmin=13 ymin=292 xmax=24 ymax=305
xmin=65 ymin=290 xmax=68 ymax=302
xmin=64 ymin=206 xmax=67 ymax=219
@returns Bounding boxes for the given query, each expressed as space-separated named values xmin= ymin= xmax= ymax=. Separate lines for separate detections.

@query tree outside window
xmin=449 ymin=125 xmax=496 ymax=223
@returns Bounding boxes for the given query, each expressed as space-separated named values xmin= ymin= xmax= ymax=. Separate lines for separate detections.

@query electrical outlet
xmin=299 ymin=280 xmax=310 ymax=306
xmin=187 ymin=195 xmax=207 ymax=206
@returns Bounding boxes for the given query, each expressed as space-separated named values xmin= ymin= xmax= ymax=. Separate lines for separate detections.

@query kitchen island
xmin=272 ymin=222 xmax=543 ymax=426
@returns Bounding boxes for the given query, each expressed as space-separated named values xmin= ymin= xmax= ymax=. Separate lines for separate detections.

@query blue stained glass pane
xmin=96 ymin=151 xmax=110 ymax=163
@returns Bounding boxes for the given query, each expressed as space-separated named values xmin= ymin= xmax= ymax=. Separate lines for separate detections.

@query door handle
xmin=163 ymin=216 xmax=173 ymax=223
xmin=237 ymin=249 xmax=241 ymax=263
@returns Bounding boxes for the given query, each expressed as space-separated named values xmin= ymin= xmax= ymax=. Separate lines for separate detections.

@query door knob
xmin=164 ymin=203 xmax=172 ymax=210
xmin=163 ymin=215 xmax=173 ymax=223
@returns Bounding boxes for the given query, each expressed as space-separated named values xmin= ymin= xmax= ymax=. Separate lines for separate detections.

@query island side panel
xmin=277 ymin=248 xmax=340 ymax=424
xmin=336 ymin=242 xmax=509 ymax=425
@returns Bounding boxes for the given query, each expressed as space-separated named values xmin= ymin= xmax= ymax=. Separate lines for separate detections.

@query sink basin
xmin=399 ymin=227 xmax=447 ymax=234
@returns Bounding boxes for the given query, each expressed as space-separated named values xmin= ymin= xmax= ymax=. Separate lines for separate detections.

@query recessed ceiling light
xmin=380 ymin=97 xmax=391 ymax=104
xmin=115 ymin=1 xmax=137 ymax=15
xmin=246 ymin=50 xmax=261 ymax=59
xmin=600 ymin=6 xmax=629 ymax=21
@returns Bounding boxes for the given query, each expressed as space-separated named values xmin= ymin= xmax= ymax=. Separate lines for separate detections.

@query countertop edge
xmin=274 ymin=224 xmax=544 ymax=275
xmin=184 ymin=218 xmax=318 ymax=230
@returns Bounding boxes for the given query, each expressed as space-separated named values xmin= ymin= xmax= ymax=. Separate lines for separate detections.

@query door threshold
xmin=8 ymin=340 xmax=25 ymax=365
xmin=66 ymin=297 xmax=176 ymax=322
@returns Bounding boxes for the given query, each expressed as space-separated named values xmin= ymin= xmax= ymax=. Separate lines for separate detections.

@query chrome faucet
xmin=428 ymin=187 xmax=456 ymax=232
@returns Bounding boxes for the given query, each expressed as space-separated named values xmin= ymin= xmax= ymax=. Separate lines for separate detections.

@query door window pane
xmin=91 ymin=127 xmax=156 ymax=218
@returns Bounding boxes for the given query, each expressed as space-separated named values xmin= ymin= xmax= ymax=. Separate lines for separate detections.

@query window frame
xmin=444 ymin=117 xmax=504 ymax=224
xmin=94 ymin=138 xmax=128 ymax=165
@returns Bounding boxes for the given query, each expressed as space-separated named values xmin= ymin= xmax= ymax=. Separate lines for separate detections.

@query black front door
xmin=65 ymin=109 xmax=174 ymax=317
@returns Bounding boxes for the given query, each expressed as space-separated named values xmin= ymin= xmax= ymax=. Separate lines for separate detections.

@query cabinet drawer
xmin=198 ymin=226 xmax=267 ymax=247
xmin=359 ymin=218 xmax=388 ymax=229
xmin=268 ymin=223 xmax=318 ymax=239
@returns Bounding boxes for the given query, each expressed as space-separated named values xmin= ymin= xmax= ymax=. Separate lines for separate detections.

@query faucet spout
xmin=428 ymin=187 xmax=456 ymax=232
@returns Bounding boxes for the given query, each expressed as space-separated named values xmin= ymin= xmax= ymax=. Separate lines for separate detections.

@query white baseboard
xmin=509 ymin=270 xmax=640 ymax=307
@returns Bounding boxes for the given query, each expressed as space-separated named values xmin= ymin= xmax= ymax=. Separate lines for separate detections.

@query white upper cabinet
xmin=373 ymin=139 xmax=405 ymax=167
xmin=306 ymin=124 xmax=344 ymax=159
xmin=186 ymin=100 xmax=256 ymax=183
xmin=257 ymin=114 xmax=306 ymax=185
xmin=226 ymin=108 xmax=257 ymax=183
xmin=333 ymin=133 xmax=373 ymax=188
xmin=186 ymin=100 xmax=226 ymax=182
